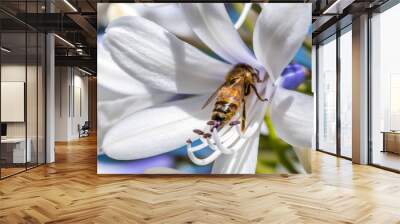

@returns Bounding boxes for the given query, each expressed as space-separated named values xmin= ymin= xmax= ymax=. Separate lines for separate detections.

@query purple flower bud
xmin=281 ymin=63 xmax=306 ymax=90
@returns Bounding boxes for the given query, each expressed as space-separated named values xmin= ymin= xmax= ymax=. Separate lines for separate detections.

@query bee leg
xmin=250 ymin=84 xmax=268 ymax=102
xmin=254 ymin=71 xmax=269 ymax=83
xmin=262 ymin=72 xmax=270 ymax=83
xmin=253 ymin=73 xmax=262 ymax=83
xmin=241 ymin=98 xmax=246 ymax=131
xmin=244 ymin=83 xmax=251 ymax=96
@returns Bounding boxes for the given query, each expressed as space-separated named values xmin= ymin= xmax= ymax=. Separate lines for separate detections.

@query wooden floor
xmin=0 ymin=167 xmax=26 ymax=178
xmin=1 ymin=135 xmax=400 ymax=224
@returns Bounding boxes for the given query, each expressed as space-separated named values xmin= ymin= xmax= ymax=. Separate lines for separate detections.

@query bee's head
xmin=234 ymin=63 xmax=259 ymax=83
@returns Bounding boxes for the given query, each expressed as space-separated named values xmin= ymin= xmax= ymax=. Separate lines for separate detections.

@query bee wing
xmin=201 ymin=82 xmax=226 ymax=109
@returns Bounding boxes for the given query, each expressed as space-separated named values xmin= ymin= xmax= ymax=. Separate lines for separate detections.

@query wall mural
xmin=97 ymin=3 xmax=313 ymax=174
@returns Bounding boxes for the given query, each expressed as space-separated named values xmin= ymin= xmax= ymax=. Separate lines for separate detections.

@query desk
xmin=382 ymin=131 xmax=400 ymax=154
xmin=1 ymin=138 xmax=31 ymax=163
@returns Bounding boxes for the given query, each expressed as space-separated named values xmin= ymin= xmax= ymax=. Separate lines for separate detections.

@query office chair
xmin=79 ymin=121 xmax=90 ymax=138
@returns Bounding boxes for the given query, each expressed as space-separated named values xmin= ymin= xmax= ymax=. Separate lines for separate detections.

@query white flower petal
xmin=98 ymin=93 xmax=174 ymax=134
xmin=98 ymin=92 xmax=175 ymax=151
xmin=139 ymin=4 xmax=196 ymax=39
xmin=269 ymin=86 xmax=313 ymax=148
xmin=104 ymin=16 xmax=230 ymax=94
xmin=181 ymin=3 xmax=259 ymax=66
xmin=108 ymin=3 xmax=196 ymax=39
xmin=98 ymin=43 xmax=176 ymax=152
xmin=102 ymin=95 xmax=211 ymax=160
xmin=212 ymin=133 xmax=260 ymax=174
xmin=98 ymin=43 xmax=151 ymax=96
xmin=253 ymin=3 xmax=311 ymax=82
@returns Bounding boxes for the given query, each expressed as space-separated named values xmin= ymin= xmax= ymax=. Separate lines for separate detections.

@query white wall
xmin=1 ymin=65 xmax=26 ymax=128
xmin=55 ymin=67 xmax=89 ymax=141
xmin=55 ymin=66 xmax=69 ymax=141
xmin=1 ymin=65 xmax=38 ymax=138
xmin=1 ymin=63 xmax=46 ymax=164
xmin=1 ymin=82 xmax=25 ymax=122
xmin=71 ymin=73 xmax=89 ymax=138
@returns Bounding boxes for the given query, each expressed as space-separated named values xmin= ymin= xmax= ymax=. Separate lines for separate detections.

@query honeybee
xmin=193 ymin=63 xmax=268 ymax=138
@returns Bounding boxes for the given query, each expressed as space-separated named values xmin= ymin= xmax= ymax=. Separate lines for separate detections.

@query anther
xmin=193 ymin=129 xmax=204 ymax=135
xmin=207 ymin=120 xmax=215 ymax=126
xmin=229 ymin=120 xmax=241 ymax=126
xmin=203 ymin=133 xmax=211 ymax=138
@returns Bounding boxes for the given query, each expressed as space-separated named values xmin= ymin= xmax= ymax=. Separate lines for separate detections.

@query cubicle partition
xmin=0 ymin=1 xmax=46 ymax=179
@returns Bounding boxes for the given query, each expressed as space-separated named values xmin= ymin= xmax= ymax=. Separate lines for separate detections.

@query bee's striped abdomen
xmin=211 ymin=86 xmax=242 ymax=127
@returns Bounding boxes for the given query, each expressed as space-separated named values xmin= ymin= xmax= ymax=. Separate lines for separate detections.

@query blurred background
xmin=97 ymin=3 xmax=312 ymax=174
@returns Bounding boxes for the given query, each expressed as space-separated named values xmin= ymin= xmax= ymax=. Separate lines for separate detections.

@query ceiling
xmin=0 ymin=0 xmax=97 ymax=74
xmin=311 ymin=0 xmax=391 ymax=43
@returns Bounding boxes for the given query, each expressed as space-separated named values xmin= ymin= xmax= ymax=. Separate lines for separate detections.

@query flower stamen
xmin=186 ymin=84 xmax=272 ymax=166
xmin=203 ymin=133 xmax=212 ymax=138
xmin=229 ymin=120 xmax=241 ymax=126
xmin=193 ymin=129 xmax=204 ymax=135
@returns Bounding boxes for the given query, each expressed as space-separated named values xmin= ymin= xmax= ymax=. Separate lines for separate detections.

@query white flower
xmin=106 ymin=3 xmax=194 ymax=38
xmin=101 ymin=3 xmax=313 ymax=174
xmin=105 ymin=3 xmax=252 ymax=37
